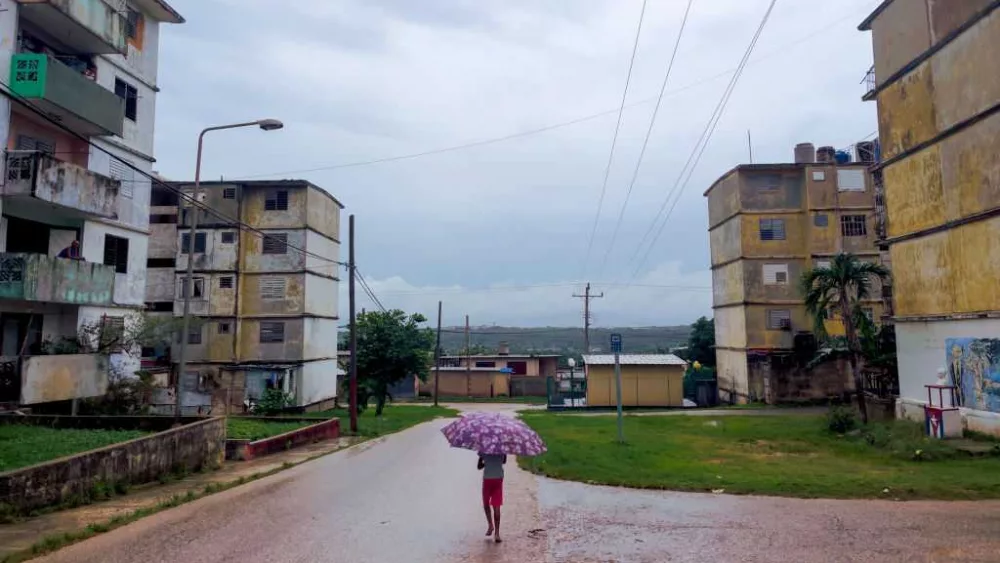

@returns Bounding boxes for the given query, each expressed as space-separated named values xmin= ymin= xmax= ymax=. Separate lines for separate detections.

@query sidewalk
xmin=0 ymin=436 xmax=358 ymax=560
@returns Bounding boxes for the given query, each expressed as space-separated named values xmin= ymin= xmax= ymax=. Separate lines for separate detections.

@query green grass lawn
xmin=0 ymin=426 xmax=149 ymax=473
xmin=226 ymin=418 xmax=318 ymax=441
xmin=518 ymin=413 xmax=1000 ymax=500
xmin=297 ymin=405 xmax=458 ymax=438
xmin=413 ymin=396 xmax=548 ymax=405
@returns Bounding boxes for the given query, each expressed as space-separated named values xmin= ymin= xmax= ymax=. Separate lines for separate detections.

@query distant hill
xmin=438 ymin=325 xmax=691 ymax=356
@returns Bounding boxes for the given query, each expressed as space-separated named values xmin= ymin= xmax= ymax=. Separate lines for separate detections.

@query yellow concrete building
xmin=168 ymin=180 xmax=343 ymax=413
xmin=583 ymin=354 xmax=686 ymax=407
xmin=860 ymin=1 xmax=1000 ymax=434
xmin=706 ymin=146 xmax=884 ymax=403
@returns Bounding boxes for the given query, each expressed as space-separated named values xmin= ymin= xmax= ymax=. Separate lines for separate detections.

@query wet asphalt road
xmin=34 ymin=405 xmax=1000 ymax=563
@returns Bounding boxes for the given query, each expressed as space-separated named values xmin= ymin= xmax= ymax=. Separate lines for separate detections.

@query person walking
xmin=478 ymin=453 xmax=506 ymax=543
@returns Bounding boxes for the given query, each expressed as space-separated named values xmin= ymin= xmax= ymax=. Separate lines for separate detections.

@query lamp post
xmin=175 ymin=119 xmax=284 ymax=419
xmin=567 ymin=357 xmax=576 ymax=407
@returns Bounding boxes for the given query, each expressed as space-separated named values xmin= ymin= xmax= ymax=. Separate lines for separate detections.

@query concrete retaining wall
xmin=0 ymin=417 xmax=225 ymax=512
xmin=225 ymin=417 xmax=340 ymax=461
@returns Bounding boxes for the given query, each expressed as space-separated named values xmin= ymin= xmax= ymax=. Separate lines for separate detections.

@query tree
xmin=348 ymin=309 xmax=435 ymax=415
xmin=682 ymin=317 xmax=716 ymax=367
xmin=801 ymin=253 xmax=890 ymax=423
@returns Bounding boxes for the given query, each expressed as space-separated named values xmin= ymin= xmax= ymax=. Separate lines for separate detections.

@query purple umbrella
xmin=441 ymin=412 xmax=547 ymax=456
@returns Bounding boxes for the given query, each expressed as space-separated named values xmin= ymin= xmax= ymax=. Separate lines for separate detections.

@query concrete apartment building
xmin=0 ymin=0 xmax=182 ymax=406
xmin=860 ymin=1 xmax=1000 ymax=434
xmin=706 ymin=144 xmax=883 ymax=404
xmin=163 ymin=180 xmax=343 ymax=413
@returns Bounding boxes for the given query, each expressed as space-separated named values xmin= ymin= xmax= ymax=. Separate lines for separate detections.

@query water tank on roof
xmin=794 ymin=143 xmax=815 ymax=164
xmin=816 ymin=146 xmax=836 ymax=163
xmin=835 ymin=150 xmax=851 ymax=164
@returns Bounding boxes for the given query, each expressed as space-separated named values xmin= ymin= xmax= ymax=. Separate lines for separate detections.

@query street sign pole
xmin=611 ymin=333 xmax=624 ymax=444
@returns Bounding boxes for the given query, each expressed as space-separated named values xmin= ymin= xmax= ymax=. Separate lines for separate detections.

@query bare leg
xmin=493 ymin=506 xmax=502 ymax=543
xmin=484 ymin=503 xmax=494 ymax=536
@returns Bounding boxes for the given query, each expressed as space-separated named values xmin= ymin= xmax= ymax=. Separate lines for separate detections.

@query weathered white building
xmin=0 ymin=0 xmax=183 ymax=405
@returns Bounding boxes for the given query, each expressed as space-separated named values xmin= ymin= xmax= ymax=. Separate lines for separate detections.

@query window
xmin=147 ymin=257 xmax=175 ymax=268
xmin=260 ymin=277 xmax=286 ymax=300
xmin=218 ymin=322 xmax=231 ymax=335
xmin=114 ymin=78 xmax=138 ymax=122
xmin=475 ymin=361 xmax=496 ymax=368
xmin=181 ymin=232 xmax=207 ymax=254
xmin=766 ymin=309 xmax=791 ymax=330
xmin=762 ymin=264 xmax=789 ymax=285
xmin=219 ymin=276 xmax=234 ymax=289
xmin=262 ymin=233 xmax=288 ymax=254
xmin=814 ymin=214 xmax=828 ymax=227
xmin=759 ymin=218 xmax=786 ymax=241
xmin=221 ymin=232 xmax=236 ymax=244
xmin=99 ymin=316 xmax=125 ymax=351
xmin=125 ymin=8 xmax=144 ymax=46
xmin=187 ymin=325 xmax=202 ymax=345
xmin=841 ymin=215 xmax=867 ymax=237
xmin=223 ymin=187 xmax=236 ymax=199
xmin=260 ymin=322 xmax=285 ymax=343
xmin=147 ymin=301 xmax=173 ymax=312
xmin=15 ymin=134 xmax=55 ymax=154
xmin=109 ymin=159 xmax=134 ymax=198
xmin=837 ymin=169 xmax=866 ymax=192
xmin=812 ymin=170 xmax=826 ymax=181
xmin=264 ymin=190 xmax=289 ymax=211
xmin=179 ymin=277 xmax=205 ymax=299
xmin=103 ymin=235 xmax=129 ymax=274
xmin=150 ymin=214 xmax=177 ymax=224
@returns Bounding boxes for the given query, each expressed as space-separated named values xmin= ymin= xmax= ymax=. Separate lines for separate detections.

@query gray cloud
xmin=156 ymin=0 xmax=879 ymax=326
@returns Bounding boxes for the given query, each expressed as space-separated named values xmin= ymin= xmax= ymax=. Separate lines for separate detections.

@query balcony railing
xmin=5 ymin=150 xmax=120 ymax=219
xmin=861 ymin=65 xmax=876 ymax=101
xmin=0 ymin=253 xmax=116 ymax=306
xmin=9 ymin=53 xmax=125 ymax=137
xmin=16 ymin=353 xmax=110 ymax=405
xmin=15 ymin=0 xmax=127 ymax=55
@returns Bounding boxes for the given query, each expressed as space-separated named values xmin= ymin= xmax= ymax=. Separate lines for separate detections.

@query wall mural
xmin=946 ymin=338 xmax=1000 ymax=413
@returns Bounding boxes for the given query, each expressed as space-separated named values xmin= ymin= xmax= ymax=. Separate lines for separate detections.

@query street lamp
xmin=175 ymin=119 xmax=284 ymax=418
xmin=567 ymin=357 xmax=576 ymax=407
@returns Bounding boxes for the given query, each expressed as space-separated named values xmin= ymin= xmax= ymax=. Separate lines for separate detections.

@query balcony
xmin=0 ymin=253 xmax=115 ymax=306
xmin=861 ymin=65 xmax=876 ymax=101
xmin=15 ymin=0 xmax=127 ymax=55
xmin=9 ymin=53 xmax=125 ymax=137
xmin=5 ymin=150 xmax=120 ymax=219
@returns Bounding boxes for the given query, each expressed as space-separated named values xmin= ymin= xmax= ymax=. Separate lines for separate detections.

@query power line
xmin=355 ymin=267 xmax=387 ymax=312
xmin=229 ymin=5 xmax=869 ymax=182
xmin=368 ymin=281 xmax=710 ymax=296
xmin=624 ymin=0 xmax=779 ymax=285
xmin=581 ymin=0 xmax=648 ymax=278
xmin=0 ymin=82 xmax=345 ymax=270
xmin=596 ymin=0 xmax=696 ymax=279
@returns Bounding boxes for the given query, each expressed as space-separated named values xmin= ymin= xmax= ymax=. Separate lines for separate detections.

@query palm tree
xmin=801 ymin=253 xmax=890 ymax=423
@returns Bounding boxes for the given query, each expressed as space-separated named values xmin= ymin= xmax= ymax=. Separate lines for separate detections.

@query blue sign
xmin=610 ymin=333 xmax=622 ymax=354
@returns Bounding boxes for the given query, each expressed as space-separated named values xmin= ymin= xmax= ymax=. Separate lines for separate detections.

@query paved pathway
xmin=21 ymin=404 xmax=1000 ymax=562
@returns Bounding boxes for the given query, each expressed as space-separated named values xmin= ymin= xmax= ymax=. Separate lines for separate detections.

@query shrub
xmin=253 ymin=388 xmax=294 ymax=416
xmin=826 ymin=404 xmax=857 ymax=434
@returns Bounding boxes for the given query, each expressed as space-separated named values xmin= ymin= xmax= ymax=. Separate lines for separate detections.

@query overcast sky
xmin=154 ymin=0 xmax=879 ymax=328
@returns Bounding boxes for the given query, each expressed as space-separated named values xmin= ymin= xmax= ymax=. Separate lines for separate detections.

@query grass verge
xmin=518 ymin=412 xmax=1000 ymax=500
xmin=1 ymin=404 xmax=457 ymax=563
xmin=0 ymin=426 xmax=150 ymax=472
xmin=412 ymin=396 xmax=548 ymax=405
xmin=225 ymin=418 xmax=317 ymax=441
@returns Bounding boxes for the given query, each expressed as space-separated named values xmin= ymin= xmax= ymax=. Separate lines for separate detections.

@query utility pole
xmin=348 ymin=215 xmax=358 ymax=434
xmin=433 ymin=301 xmax=442 ymax=407
xmin=465 ymin=315 xmax=471 ymax=398
xmin=573 ymin=283 xmax=603 ymax=353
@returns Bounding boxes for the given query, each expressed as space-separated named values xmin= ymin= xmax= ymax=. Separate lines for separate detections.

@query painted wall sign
xmin=946 ymin=338 xmax=1000 ymax=413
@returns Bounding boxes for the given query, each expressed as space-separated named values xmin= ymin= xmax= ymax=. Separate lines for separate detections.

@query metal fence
xmin=546 ymin=376 xmax=587 ymax=409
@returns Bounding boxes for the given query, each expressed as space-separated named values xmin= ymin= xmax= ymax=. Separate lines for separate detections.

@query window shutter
xmin=762 ymin=264 xmax=788 ymax=285
xmin=262 ymin=233 xmax=288 ymax=254
xmin=260 ymin=277 xmax=286 ymax=300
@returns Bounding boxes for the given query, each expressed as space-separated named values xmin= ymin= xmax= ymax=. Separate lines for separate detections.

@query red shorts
xmin=482 ymin=478 xmax=504 ymax=507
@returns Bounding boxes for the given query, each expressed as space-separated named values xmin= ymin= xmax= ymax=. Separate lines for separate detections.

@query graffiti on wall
xmin=946 ymin=338 xmax=1000 ymax=413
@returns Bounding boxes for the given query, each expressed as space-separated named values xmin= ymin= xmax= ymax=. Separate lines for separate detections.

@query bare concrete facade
xmin=706 ymin=155 xmax=882 ymax=403
xmin=163 ymin=180 xmax=343 ymax=412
